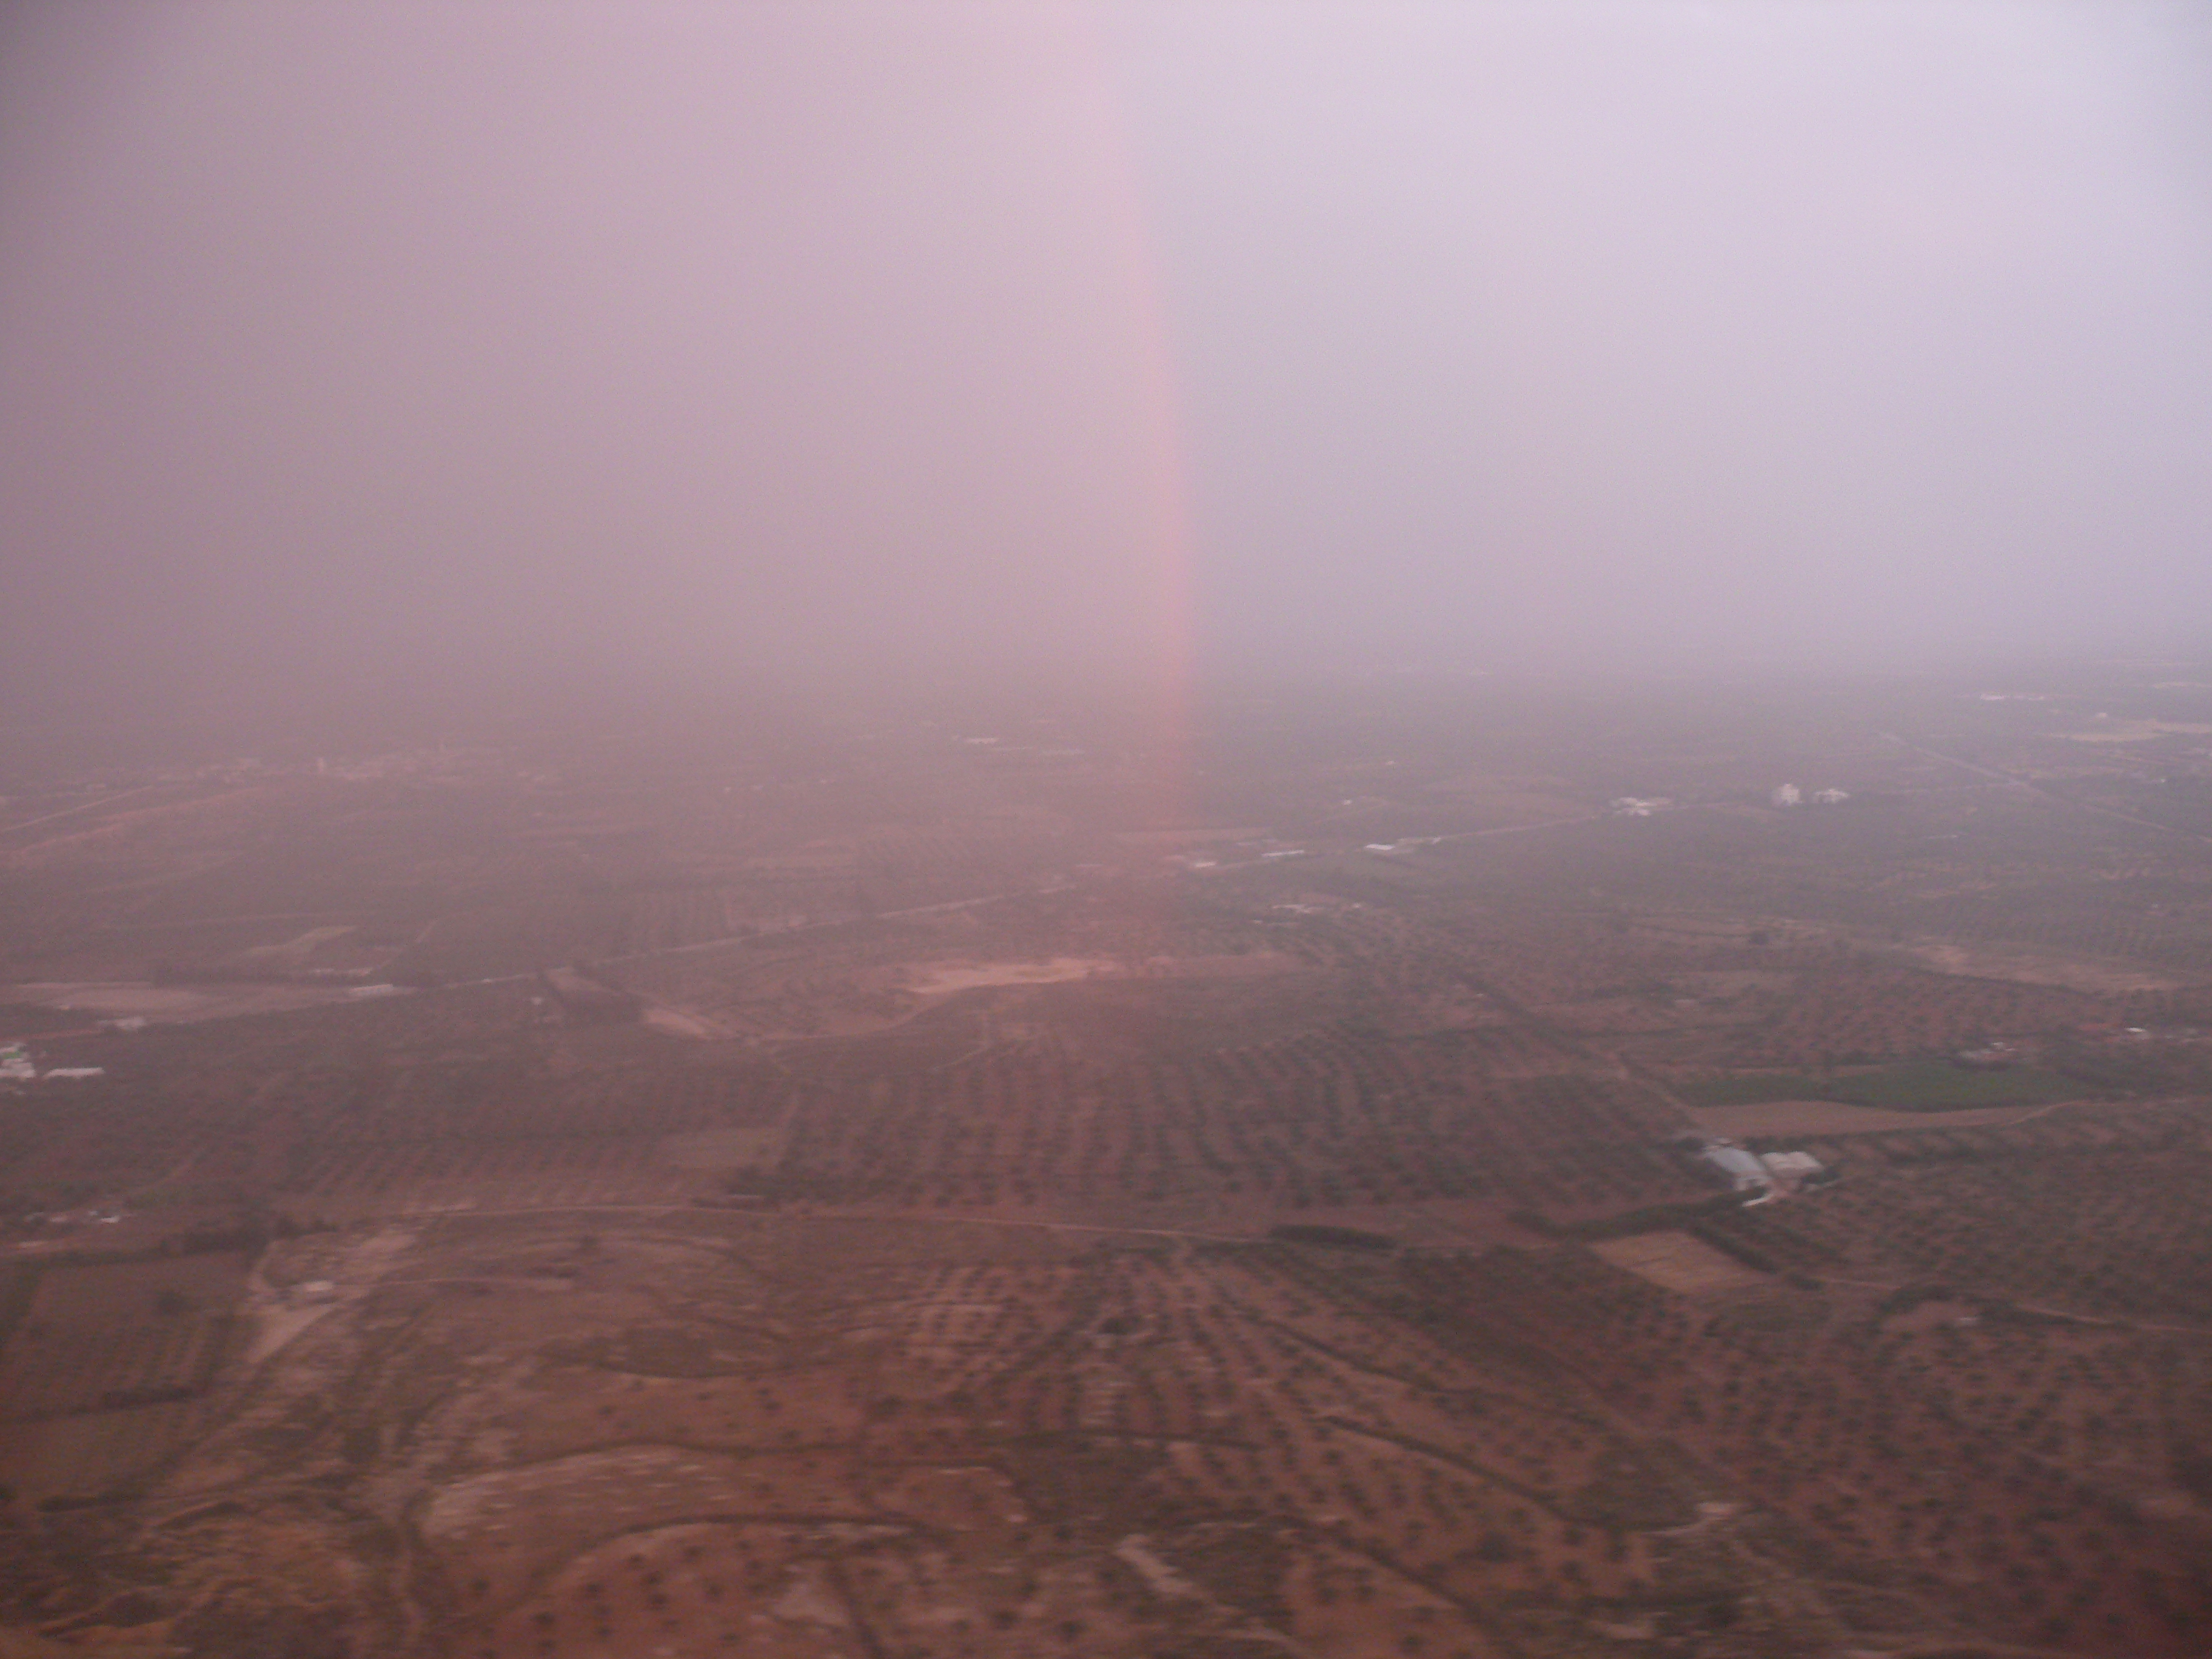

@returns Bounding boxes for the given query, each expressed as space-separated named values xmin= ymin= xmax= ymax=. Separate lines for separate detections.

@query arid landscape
xmin=7 ymin=0 xmax=2209 ymax=1644
xmin=3 ymin=669 xmax=2212 ymax=1658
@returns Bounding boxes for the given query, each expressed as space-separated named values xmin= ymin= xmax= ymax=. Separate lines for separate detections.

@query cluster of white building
xmin=1771 ymin=784 xmax=1851 ymax=808
xmin=1697 ymin=1138 xmax=1832 ymax=1203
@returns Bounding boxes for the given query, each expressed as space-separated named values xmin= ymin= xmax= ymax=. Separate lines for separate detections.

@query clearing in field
xmin=638 ymin=1001 xmax=729 ymax=1039
xmin=1889 ymin=938 xmax=2185 ymax=993
xmin=240 ymin=924 xmax=355 ymax=962
xmin=1590 ymin=1231 xmax=1772 ymax=1293
xmin=8 ymin=980 xmax=370 ymax=1022
xmin=902 ymin=956 xmax=1115 ymax=995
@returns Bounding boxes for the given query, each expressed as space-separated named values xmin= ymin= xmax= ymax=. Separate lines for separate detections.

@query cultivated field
xmin=5 ymin=671 xmax=2212 ymax=1655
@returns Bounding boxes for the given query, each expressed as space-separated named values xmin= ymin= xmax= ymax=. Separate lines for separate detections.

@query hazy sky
xmin=4 ymin=1 xmax=2208 ymax=720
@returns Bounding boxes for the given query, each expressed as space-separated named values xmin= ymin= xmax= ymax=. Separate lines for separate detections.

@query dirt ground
xmin=1589 ymin=1230 xmax=1771 ymax=1293
xmin=7 ymin=981 xmax=379 ymax=1023
xmin=901 ymin=956 xmax=1116 ymax=994
xmin=1886 ymin=940 xmax=2187 ymax=993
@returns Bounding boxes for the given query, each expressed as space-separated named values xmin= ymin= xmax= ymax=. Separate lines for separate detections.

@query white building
xmin=1771 ymin=785 xmax=1803 ymax=808
xmin=1700 ymin=1142 xmax=1772 ymax=1191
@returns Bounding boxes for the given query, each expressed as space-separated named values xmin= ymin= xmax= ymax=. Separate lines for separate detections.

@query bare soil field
xmin=1893 ymin=938 xmax=2189 ymax=993
xmin=1589 ymin=1230 xmax=1772 ymax=1293
xmin=900 ymin=954 xmax=1115 ymax=994
xmin=637 ymin=1002 xmax=727 ymax=1039
xmin=5 ymin=980 xmax=382 ymax=1022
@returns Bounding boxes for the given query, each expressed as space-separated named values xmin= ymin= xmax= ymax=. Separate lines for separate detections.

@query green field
xmin=1680 ymin=1061 xmax=2091 ymax=1111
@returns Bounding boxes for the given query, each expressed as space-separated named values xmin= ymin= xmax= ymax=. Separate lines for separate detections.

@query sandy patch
xmin=241 ymin=925 xmax=355 ymax=962
xmin=903 ymin=957 xmax=1114 ymax=996
xmin=246 ymin=1225 xmax=417 ymax=1364
xmin=768 ymin=1563 xmax=852 ymax=1627
xmin=1893 ymin=941 xmax=2183 ymax=993
xmin=641 ymin=1003 xmax=727 ymax=1039
xmin=7 ymin=981 xmax=372 ymax=1022
xmin=419 ymin=1445 xmax=862 ymax=1544
xmin=1113 ymin=1535 xmax=1206 ymax=1601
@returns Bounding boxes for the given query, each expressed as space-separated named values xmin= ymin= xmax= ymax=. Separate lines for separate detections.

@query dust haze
xmin=4 ymin=0 xmax=2208 ymax=736
xmin=11 ymin=10 xmax=2212 ymax=1659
